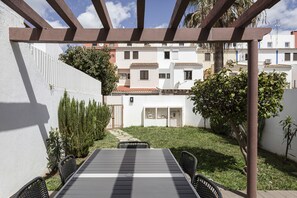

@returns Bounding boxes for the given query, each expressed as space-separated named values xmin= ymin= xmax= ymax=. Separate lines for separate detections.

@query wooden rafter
xmin=47 ymin=0 xmax=83 ymax=29
xmin=137 ymin=0 xmax=145 ymax=29
xmin=200 ymin=0 xmax=236 ymax=28
xmin=91 ymin=0 xmax=113 ymax=29
xmin=168 ymin=0 xmax=190 ymax=29
xmin=2 ymin=0 xmax=51 ymax=29
xmin=229 ymin=0 xmax=280 ymax=28
xmin=9 ymin=27 xmax=271 ymax=43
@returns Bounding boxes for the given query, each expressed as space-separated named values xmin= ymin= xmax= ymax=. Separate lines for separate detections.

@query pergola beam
xmin=137 ymin=0 xmax=145 ymax=29
xmin=91 ymin=0 xmax=113 ymax=29
xmin=2 ymin=0 xmax=51 ymax=29
xmin=229 ymin=0 xmax=280 ymax=28
xmin=9 ymin=27 xmax=271 ymax=43
xmin=200 ymin=0 xmax=236 ymax=28
xmin=47 ymin=0 xmax=83 ymax=29
xmin=168 ymin=0 xmax=190 ymax=29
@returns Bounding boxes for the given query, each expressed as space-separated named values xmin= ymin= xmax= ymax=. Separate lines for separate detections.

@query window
xmin=285 ymin=53 xmax=291 ymax=61
xmin=167 ymin=73 xmax=170 ymax=79
xmin=164 ymin=51 xmax=170 ymax=59
xmin=162 ymin=43 xmax=167 ymax=46
xmin=184 ymin=70 xmax=192 ymax=80
xmin=233 ymin=43 xmax=236 ymax=47
xmin=179 ymin=43 xmax=184 ymax=46
xmin=119 ymin=73 xmax=128 ymax=79
xmin=127 ymin=73 xmax=130 ymax=79
xmin=144 ymin=42 xmax=150 ymax=46
xmin=205 ymin=53 xmax=211 ymax=61
xmin=159 ymin=73 xmax=166 ymax=79
xmin=245 ymin=54 xmax=248 ymax=60
xmin=294 ymin=53 xmax=297 ymax=61
xmin=285 ymin=42 xmax=290 ymax=48
xmin=127 ymin=43 xmax=132 ymax=46
xmin=124 ymin=51 xmax=130 ymax=59
xmin=109 ymin=43 xmax=114 ymax=47
xmin=92 ymin=43 xmax=97 ymax=47
xmin=267 ymin=42 xmax=272 ymax=48
xmin=140 ymin=70 xmax=149 ymax=80
xmin=133 ymin=51 xmax=139 ymax=59
xmin=172 ymin=50 xmax=179 ymax=60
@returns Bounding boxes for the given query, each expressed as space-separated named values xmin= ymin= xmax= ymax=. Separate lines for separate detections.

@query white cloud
xmin=25 ymin=0 xmax=52 ymax=18
xmin=155 ymin=23 xmax=167 ymax=28
xmin=265 ymin=0 xmax=297 ymax=32
xmin=77 ymin=1 xmax=135 ymax=28
xmin=47 ymin=20 xmax=66 ymax=28
xmin=77 ymin=5 xmax=102 ymax=28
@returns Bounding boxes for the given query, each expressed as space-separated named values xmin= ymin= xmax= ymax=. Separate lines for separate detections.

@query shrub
xmin=94 ymin=104 xmax=111 ymax=140
xmin=210 ymin=116 xmax=231 ymax=136
xmin=46 ymin=128 xmax=63 ymax=173
xmin=58 ymin=91 xmax=93 ymax=158
xmin=280 ymin=116 xmax=297 ymax=161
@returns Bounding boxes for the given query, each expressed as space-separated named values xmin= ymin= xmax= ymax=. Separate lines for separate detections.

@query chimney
xmin=291 ymin=31 xmax=297 ymax=48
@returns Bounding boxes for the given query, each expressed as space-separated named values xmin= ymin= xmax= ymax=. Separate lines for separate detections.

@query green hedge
xmin=58 ymin=91 xmax=111 ymax=158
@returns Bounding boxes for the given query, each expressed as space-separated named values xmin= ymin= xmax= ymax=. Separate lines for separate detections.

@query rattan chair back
xmin=58 ymin=155 xmax=76 ymax=185
xmin=180 ymin=151 xmax=197 ymax=182
xmin=192 ymin=174 xmax=222 ymax=198
xmin=117 ymin=141 xmax=150 ymax=148
xmin=15 ymin=177 xmax=49 ymax=198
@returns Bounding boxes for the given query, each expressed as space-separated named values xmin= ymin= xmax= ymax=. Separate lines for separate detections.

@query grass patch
xmin=45 ymin=131 xmax=118 ymax=191
xmin=124 ymin=126 xmax=297 ymax=190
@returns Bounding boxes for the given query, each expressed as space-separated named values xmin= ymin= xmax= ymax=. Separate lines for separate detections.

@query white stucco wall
xmin=173 ymin=65 xmax=203 ymax=89
xmin=0 ymin=4 xmax=101 ymax=197
xmin=130 ymin=66 xmax=159 ymax=88
xmin=32 ymin=43 xmax=63 ymax=60
xmin=261 ymin=89 xmax=297 ymax=162
xmin=105 ymin=95 xmax=204 ymax=128
xmin=116 ymin=47 xmax=157 ymax=68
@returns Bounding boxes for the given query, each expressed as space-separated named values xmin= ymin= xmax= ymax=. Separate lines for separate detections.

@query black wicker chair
xmin=192 ymin=174 xmax=223 ymax=198
xmin=15 ymin=177 xmax=49 ymax=198
xmin=117 ymin=141 xmax=150 ymax=149
xmin=58 ymin=155 xmax=77 ymax=185
xmin=179 ymin=151 xmax=197 ymax=182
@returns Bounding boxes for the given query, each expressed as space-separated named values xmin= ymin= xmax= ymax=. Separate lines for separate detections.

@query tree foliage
xmin=184 ymin=0 xmax=262 ymax=73
xmin=190 ymin=68 xmax=287 ymax=166
xmin=59 ymin=46 xmax=118 ymax=95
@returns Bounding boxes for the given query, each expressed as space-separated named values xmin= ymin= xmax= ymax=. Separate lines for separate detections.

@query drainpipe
xmin=276 ymin=49 xmax=278 ymax=64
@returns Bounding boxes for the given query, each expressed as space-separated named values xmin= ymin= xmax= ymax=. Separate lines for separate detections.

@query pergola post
xmin=247 ymin=39 xmax=258 ymax=198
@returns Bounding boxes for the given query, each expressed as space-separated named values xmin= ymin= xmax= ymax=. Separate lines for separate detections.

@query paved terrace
xmin=109 ymin=129 xmax=297 ymax=198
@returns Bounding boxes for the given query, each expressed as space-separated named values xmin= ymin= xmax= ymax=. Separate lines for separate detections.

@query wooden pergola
xmin=2 ymin=0 xmax=280 ymax=197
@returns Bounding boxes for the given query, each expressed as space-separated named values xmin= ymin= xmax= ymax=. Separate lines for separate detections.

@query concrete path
xmin=109 ymin=129 xmax=140 ymax=142
xmin=108 ymin=129 xmax=297 ymax=198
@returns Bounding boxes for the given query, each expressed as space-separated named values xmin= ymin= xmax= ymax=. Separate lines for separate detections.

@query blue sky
xmin=25 ymin=0 xmax=297 ymax=34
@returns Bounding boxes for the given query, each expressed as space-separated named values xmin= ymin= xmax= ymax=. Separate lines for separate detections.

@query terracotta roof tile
xmin=130 ymin=63 xmax=159 ymax=68
xmin=114 ymin=86 xmax=159 ymax=93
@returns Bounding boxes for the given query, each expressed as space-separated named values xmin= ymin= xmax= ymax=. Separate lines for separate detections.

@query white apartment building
xmin=197 ymin=32 xmax=297 ymax=88
xmin=114 ymin=43 xmax=203 ymax=94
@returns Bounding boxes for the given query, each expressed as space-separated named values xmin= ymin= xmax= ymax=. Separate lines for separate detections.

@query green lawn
xmin=45 ymin=131 xmax=119 ymax=191
xmin=124 ymin=126 xmax=297 ymax=191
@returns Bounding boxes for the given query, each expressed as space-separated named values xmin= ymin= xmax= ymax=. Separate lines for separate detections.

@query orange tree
xmin=190 ymin=68 xmax=287 ymax=167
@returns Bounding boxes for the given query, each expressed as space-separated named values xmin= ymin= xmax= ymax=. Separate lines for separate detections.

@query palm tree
xmin=184 ymin=0 xmax=259 ymax=73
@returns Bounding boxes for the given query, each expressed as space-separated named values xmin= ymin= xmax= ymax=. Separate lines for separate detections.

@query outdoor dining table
xmin=54 ymin=148 xmax=200 ymax=198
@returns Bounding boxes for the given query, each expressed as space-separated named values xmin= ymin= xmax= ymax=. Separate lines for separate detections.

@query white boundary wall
xmin=106 ymin=95 xmax=207 ymax=128
xmin=261 ymin=89 xmax=297 ymax=162
xmin=0 ymin=4 xmax=101 ymax=197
